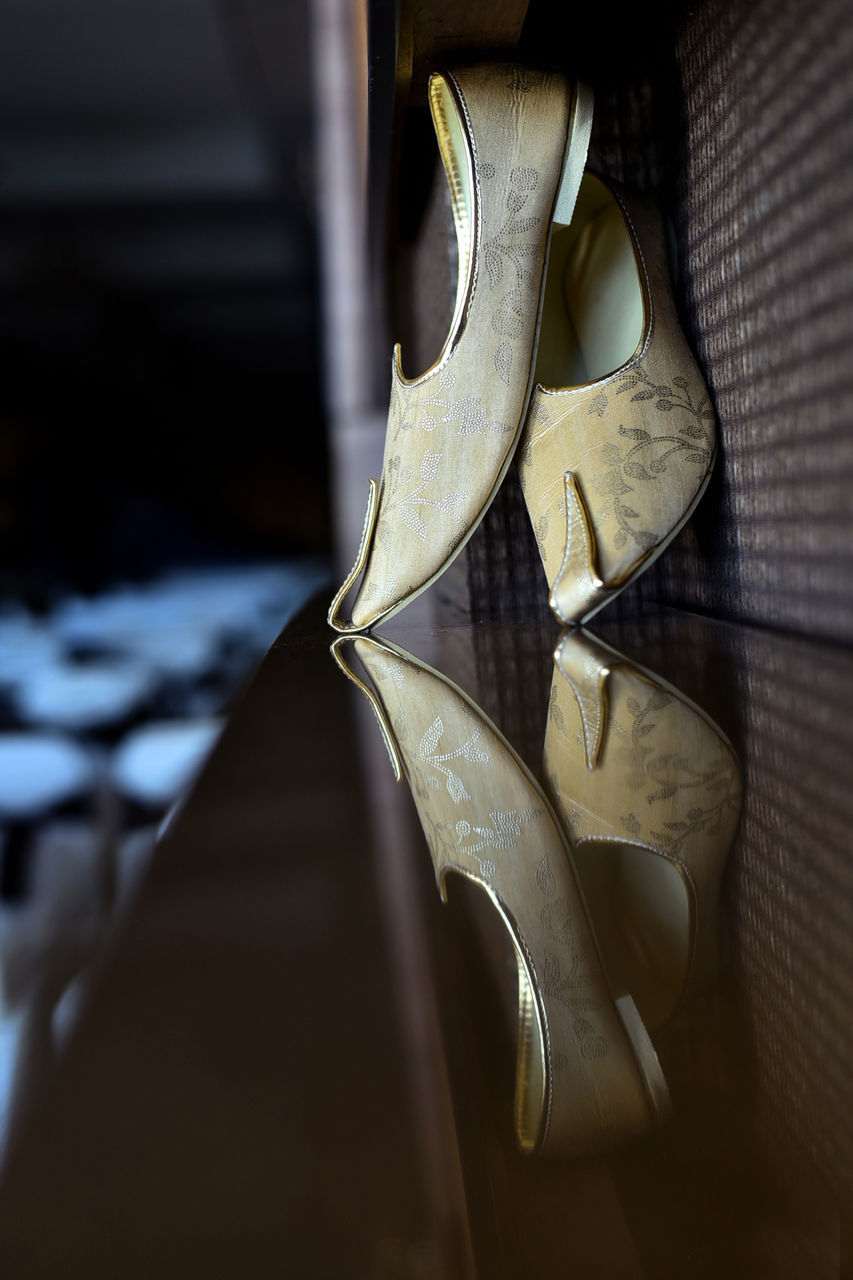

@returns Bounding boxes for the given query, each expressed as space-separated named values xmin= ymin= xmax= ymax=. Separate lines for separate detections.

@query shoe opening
xmin=421 ymin=72 xmax=476 ymax=375
xmin=535 ymin=173 xmax=645 ymax=389
xmin=573 ymin=839 xmax=691 ymax=1031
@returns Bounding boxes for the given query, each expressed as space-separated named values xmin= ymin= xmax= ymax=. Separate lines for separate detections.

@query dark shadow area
xmin=0 ymin=0 xmax=329 ymax=603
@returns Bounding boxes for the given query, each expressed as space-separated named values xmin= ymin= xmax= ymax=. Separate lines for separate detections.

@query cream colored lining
xmin=535 ymin=173 xmax=645 ymax=389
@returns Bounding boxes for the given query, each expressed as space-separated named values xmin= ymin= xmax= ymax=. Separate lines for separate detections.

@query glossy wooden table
xmin=0 ymin=590 xmax=850 ymax=1278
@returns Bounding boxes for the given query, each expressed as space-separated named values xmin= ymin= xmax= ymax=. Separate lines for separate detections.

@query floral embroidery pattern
xmin=591 ymin=362 xmax=715 ymax=552
xmin=376 ymin=450 xmax=468 ymax=546
xmin=397 ymin=366 xmax=510 ymax=438
xmin=608 ymin=688 xmax=740 ymax=853
xmin=416 ymin=713 xmax=489 ymax=803
xmin=648 ymin=796 xmax=736 ymax=857
xmin=494 ymin=341 xmax=514 ymax=386
xmin=359 ymin=567 xmax=400 ymax=609
xmin=611 ymin=688 xmax=675 ymax=790
xmin=481 ymin=165 xmax=544 ymax=340
xmin=450 ymin=807 xmax=540 ymax=879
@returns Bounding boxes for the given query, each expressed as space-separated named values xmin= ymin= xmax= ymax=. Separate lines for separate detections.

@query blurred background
xmin=0 ymin=0 xmax=333 ymax=1158
xmin=0 ymin=0 xmax=329 ymax=592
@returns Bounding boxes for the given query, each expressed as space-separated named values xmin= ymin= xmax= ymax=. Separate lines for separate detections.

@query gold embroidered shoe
xmin=518 ymin=174 xmax=717 ymax=624
xmin=329 ymin=65 xmax=593 ymax=633
xmin=544 ymin=630 xmax=742 ymax=1030
xmin=333 ymin=634 xmax=670 ymax=1158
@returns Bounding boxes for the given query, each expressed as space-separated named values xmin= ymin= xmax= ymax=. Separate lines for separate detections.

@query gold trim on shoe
xmin=330 ymin=631 xmax=401 ymax=779
xmin=334 ymin=633 xmax=671 ymax=1158
xmin=425 ymin=71 xmax=477 ymax=370
xmin=328 ymin=480 xmax=379 ymax=635
xmin=330 ymin=67 xmax=593 ymax=633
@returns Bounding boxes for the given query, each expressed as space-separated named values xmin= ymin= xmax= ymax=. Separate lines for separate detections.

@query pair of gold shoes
xmin=334 ymin=631 xmax=742 ymax=1158
xmin=329 ymin=63 xmax=716 ymax=632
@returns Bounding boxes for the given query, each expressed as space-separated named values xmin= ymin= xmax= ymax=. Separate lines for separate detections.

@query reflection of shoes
xmin=544 ymin=630 xmax=742 ymax=1029
xmin=518 ymin=173 xmax=717 ymax=624
xmin=333 ymin=634 xmax=670 ymax=1158
xmin=329 ymin=65 xmax=593 ymax=633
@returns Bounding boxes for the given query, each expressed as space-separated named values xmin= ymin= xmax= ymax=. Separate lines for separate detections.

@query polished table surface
xmin=0 ymin=590 xmax=850 ymax=1278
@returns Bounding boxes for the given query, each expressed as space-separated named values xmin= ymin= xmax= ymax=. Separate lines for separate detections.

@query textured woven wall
xmin=655 ymin=0 xmax=853 ymax=639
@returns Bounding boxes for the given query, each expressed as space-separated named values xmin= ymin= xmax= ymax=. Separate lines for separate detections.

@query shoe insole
xmin=535 ymin=174 xmax=645 ymax=389
xmin=572 ymin=840 xmax=690 ymax=1031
